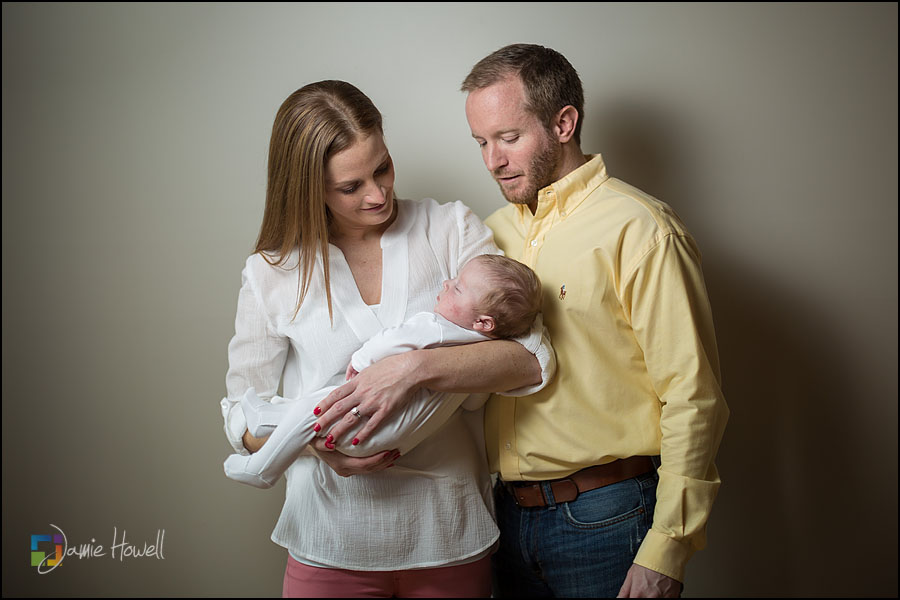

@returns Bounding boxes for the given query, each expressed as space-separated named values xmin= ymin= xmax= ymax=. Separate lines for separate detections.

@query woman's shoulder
xmin=398 ymin=198 xmax=482 ymax=234
xmin=398 ymin=197 xmax=476 ymax=216
xmin=242 ymin=249 xmax=301 ymax=285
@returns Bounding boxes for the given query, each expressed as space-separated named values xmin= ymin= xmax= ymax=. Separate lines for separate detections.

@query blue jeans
xmin=492 ymin=458 xmax=659 ymax=598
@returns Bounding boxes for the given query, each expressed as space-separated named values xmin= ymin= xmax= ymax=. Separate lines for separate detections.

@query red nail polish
xmin=352 ymin=438 xmax=359 ymax=446
xmin=314 ymin=407 xmax=321 ymax=416
xmin=325 ymin=441 xmax=335 ymax=450
xmin=313 ymin=423 xmax=321 ymax=433
xmin=326 ymin=434 xmax=333 ymax=443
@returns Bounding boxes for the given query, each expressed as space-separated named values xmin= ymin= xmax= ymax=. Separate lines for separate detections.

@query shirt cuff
xmin=633 ymin=529 xmax=695 ymax=583
xmin=496 ymin=315 xmax=556 ymax=397
xmin=220 ymin=396 xmax=250 ymax=456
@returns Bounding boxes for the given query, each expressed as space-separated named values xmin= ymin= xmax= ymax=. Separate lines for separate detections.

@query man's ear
xmin=551 ymin=105 xmax=579 ymax=143
xmin=473 ymin=315 xmax=496 ymax=334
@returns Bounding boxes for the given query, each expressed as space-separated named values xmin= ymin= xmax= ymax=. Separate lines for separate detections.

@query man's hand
xmin=310 ymin=438 xmax=399 ymax=477
xmin=617 ymin=564 xmax=682 ymax=598
xmin=314 ymin=352 xmax=422 ymax=447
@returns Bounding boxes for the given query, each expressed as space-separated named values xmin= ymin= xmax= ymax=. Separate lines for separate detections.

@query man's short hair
xmin=461 ymin=43 xmax=585 ymax=144
xmin=470 ymin=254 xmax=542 ymax=339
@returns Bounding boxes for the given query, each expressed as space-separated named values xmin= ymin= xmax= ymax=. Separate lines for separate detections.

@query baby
xmin=223 ymin=254 xmax=542 ymax=488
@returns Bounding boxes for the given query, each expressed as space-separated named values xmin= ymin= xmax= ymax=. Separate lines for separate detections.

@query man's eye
xmin=503 ymin=136 xmax=519 ymax=144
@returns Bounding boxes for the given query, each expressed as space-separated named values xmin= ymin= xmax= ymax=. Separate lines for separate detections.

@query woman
xmin=220 ymin=80 xmax=553 ymax=598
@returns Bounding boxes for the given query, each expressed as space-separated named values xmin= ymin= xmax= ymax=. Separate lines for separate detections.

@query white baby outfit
xmin=223 ymin=312 xmax=495 ymax=488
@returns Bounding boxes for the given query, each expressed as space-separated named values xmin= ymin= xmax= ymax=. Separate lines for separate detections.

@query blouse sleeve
xmin=220 ymin=259 xmax=290 ymax=454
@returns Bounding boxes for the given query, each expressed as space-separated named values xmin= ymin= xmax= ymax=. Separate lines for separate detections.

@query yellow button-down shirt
xmin=485 ymin=154 xmax=729 ymax=582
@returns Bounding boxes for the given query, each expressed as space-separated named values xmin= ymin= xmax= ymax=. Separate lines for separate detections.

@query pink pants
xmin=282 ymin=554 xmax=492 ymax=598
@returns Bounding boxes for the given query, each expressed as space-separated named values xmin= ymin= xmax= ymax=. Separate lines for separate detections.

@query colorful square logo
xmin=31 ymin=533 xmax=63 ymax=570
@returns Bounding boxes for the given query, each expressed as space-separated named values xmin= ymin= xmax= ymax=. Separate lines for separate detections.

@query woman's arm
xmin=314 ymin=338 xmax=541 ymax=447
xmin=241 ymin=429 xmax=269 ymax=454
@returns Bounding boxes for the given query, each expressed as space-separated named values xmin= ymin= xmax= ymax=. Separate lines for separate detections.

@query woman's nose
xmin=364 ymin=181 xmax=386 ymax=203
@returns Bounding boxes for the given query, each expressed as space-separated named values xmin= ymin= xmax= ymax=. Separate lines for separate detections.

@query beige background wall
xmin=2 ymin=3 xmax=896 ymax=597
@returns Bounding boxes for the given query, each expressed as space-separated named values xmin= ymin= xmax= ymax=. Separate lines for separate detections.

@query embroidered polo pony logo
xmin=559 ymin=284 xmax=566 ymax=300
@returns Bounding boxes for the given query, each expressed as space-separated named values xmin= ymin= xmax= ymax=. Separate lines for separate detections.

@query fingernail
xmin=352 ymin=438 xmax=359 ymax=446
xmin=313 ymin=423 xmax=321 ymax=433
xmin=326 ymin=434 xmax=333 ymax=443
xmin=314 ymin=407 xmax=321 ymax=416
xmin=325 ymin=441 xmax=335 ymax=450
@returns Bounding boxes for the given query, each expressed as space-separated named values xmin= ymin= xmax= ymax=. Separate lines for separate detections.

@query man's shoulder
xmin=484 ymin=203 xmax=517 ymax=228
xmin=596 ymin=178 xmax=691 ymax=238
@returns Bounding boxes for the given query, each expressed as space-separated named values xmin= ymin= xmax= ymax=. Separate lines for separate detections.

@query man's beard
xmin=496 ymin=134 xmax=561 ymax=206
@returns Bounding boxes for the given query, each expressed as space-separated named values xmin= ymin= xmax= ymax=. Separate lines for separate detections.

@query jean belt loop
xmin=541 ymin=481 xmax=558 ymax=510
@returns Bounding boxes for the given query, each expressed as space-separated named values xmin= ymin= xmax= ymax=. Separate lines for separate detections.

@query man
xmin=461 ymin=43 xmax=729 ymax=598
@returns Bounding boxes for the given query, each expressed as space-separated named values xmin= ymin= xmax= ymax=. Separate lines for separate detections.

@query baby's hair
xmin=470 ymin=254 xmax=542 ymax=339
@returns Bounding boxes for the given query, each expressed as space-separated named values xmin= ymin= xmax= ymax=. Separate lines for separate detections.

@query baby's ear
xmin=473 ymin=315 xmax=496 ymax=334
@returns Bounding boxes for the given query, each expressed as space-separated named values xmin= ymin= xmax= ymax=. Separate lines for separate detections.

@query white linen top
xmin=220 ymin=198 xmax=555 ymax=570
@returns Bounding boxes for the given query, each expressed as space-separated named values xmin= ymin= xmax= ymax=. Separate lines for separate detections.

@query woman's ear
xmin=552 ymin=105 xmax=579 ymax=144
xmin=473 ymin=315 xmax=496 ymax=334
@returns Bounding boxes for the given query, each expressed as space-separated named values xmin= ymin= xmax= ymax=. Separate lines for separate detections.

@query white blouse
xmin=220 ymin=198 xmax=555 ymax=570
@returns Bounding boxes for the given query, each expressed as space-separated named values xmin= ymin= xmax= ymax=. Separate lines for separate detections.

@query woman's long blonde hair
xmin=255 ymin=81 xmax=384 ymax=320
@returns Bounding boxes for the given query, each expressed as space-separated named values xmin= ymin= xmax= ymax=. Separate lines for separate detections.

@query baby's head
xmin=435 ymin=254 xmax=542 ymax=339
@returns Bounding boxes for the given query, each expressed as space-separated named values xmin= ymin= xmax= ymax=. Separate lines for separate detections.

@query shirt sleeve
xmin=495 ymin=313 xmax=556 ymax=396
xmin=453 ymin=202 xmax=556 ymax=391
xmin=220 ymin=261 xmax=290 ymax=455
xmin=622 ymin=233 xmax=730 ymax=582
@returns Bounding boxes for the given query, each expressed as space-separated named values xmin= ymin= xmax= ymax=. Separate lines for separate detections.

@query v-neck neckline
xmin=324 ymin=200 xmax=413 ymax=341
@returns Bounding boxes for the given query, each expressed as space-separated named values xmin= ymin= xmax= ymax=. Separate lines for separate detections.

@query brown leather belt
xmin=504 ymin=456 xmax=655 ymax=508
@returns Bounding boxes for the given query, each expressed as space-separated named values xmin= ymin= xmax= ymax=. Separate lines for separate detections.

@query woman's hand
xmin=310 ymin=438 xmax=399 ymax=477
xmin=314 ymin=352 xmax=422 ymax=448
xmin=345 ymin=363 xmax=359 ymax=381
xmin=241 ymin=429 xmax=269 ymax=454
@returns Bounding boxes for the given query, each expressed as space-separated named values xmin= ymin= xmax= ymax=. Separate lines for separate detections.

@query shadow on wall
xmin=586 ymin=105 xmax=897 ymax=597
xmin=699 ymin=258 xmax=896 ymax=597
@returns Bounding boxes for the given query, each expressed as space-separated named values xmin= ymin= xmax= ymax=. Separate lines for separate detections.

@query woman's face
xmin=324 ymin=133 xmax=396 ymax=238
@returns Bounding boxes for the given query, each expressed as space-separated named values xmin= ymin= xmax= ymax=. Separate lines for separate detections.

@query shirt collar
xmin=514 ymin=154 xmax=610 ymax=223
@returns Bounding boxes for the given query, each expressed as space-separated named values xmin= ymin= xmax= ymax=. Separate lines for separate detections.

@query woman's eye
xmin=341 ymin=185 xmax=358 ymax=194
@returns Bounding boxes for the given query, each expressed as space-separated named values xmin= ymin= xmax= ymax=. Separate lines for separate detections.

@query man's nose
xmin=485 ymin=144 xmax=508 ymax=172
